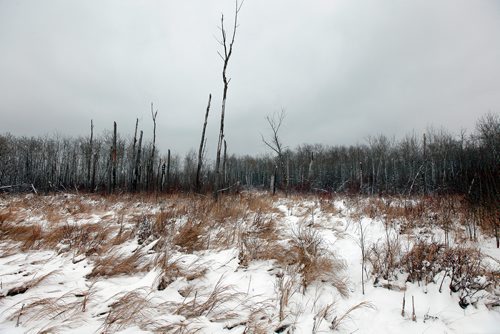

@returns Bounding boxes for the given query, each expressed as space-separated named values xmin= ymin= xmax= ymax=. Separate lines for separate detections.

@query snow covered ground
xmin=0 ymin=193 xmax=499 ymax=333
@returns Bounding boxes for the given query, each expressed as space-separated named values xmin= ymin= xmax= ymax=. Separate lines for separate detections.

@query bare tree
xmin=262 ymin=109 xmax=288 ymax=195
xmin=196 ymin=94 xmax=211 ymax=192
xmin=149 ymin=103 xmax=158 ymax=191
xmin=213 ymin=0 xmax=243 ymax=201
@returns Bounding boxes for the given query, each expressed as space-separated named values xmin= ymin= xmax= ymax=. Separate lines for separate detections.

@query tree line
xmin=0 ymin=113 xmax=497 ymax=205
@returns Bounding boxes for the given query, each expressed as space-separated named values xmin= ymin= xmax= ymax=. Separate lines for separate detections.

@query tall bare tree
xmin=214 ymin=0 xmax=243 ymax=201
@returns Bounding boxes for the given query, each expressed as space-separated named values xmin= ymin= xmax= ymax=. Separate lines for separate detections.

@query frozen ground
xmin=0 ymin=193 xmax=498 ymax=333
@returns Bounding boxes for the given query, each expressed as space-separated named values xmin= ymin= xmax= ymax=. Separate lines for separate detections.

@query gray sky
xmin=1 ymin=0 xmax=499 ymax=156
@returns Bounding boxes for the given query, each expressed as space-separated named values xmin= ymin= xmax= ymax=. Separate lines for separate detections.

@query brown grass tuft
xmin=173 ymin=220 xmax=206 ymax=252
xmin=289 ymin=227 xmax=348 ymax=296
xmin=87 ymin=250 xmax=148 ymax=278
xmin=330 ymin=301 xmax=376 ymax=331
xmin=101 ymin=288 xmax=160 ymax=333
xmin=5 ymin=270 xmax=58 ymax=297
xmin=172 ymin=275 xmax=242 ymax=321
xmin=8 ymin=284 xmax=95 ymax=329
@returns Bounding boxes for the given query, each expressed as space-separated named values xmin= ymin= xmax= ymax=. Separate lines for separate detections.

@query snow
xmin=0 ymin=193 xmax=498 ymax=333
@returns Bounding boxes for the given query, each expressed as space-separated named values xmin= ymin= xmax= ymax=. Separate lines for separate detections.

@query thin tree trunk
xmin=160 ymin=161 xmax=166 ymax=192
xmin=111 ymin=121 xmax=117 ymax=193
xmin=87 ymin=120 xmax=93 ymax=189
xmin=196 ymin=94 xmax=211 ymax=192
xmin=222 ymin=139 xmax=227 ymax=188
xmin=130 ymin=118 xmax=138 ymax=190
xmin=133 ymin=130 xmax=143 ymax=192
xmin=214 ymin=2 xmax=242 ymax=201
xmin=166 ymin=149 xmax=171 ymax=191
xmin=149 ymin=103 xmax=158 ymax=191
xmin=91 ymin=152 xmax=98 ymax=192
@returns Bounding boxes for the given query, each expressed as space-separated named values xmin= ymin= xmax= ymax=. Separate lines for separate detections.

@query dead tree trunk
xmin=214 ymin=1 xmax=243 ymax=201
xmin=307 ymin=152 xmax=314 ymax=185
xmin=130 ymin=118 xmax=138 ymax=190
xmin=196 ymin=94 xmax=211 ymax=192
xmin=112 ymin=121 xmax=117 ymax=193
xmin=160 ymin=161 xmax=166 ymax=192
xmin=166 ymin=149 xmax=171 ymax=191
xmin=149 ymin=103 xmax=158 ymax=191
xmin=262 ymin=110 xmax=287 ymax=194
xmin=133 ymin=130 xmax=143 ymax=192
xmin=87 ymin=120 xmax=93 ymax=190
xmin=222 ymin=139 xmax=227 ymax=187
xmin=91 ymin=152 xmax=98 ymax=192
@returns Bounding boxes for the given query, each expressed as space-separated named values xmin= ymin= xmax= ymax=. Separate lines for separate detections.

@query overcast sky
xmin=1 ymin=0 xmax=499 ymax=156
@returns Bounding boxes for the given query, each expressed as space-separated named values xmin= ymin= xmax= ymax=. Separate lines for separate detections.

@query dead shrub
xmin=442 ymin=246 xmax=493 ymax=308
xmin=368 ymin=231 xmax=402 ymax=283
xmin=402 ymin=240 xmax=445 ymax=283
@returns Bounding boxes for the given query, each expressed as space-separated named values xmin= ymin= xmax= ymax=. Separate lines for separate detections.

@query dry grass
xmin=275 ymin=269 xmax=299 ymax=323
xmin=173 ymin=220 xmax=206 ymax=253
xmin=330 ymin=301 xmax=376 ymax=331
xmin=3 ymin=270 xmax=58 ymax=298
xmin=0 ymin=208 xmax=15 ymax=223
xmin=238 ymin=212 xmax=282 ymax=267
xmin=153 ymin=251 xmax=207 ymax=290
xmin=87 ymin=250 xmax=149 ymax=278
xmin=172 ymin=275 xmax=243 ymax=321
xmin=289 ymin=226 xmax=348 ymax=296
xmin=155 ymin=321 xmax=203 ymax=334
xmin=0 ymin=222 xmax=42 ymax=250
xmin=1 ymin=219 xmax=116 ymax=256
xmin=45 ymin=223 xmax=115 ymax=255
xmin=8 ymin=284 xmax=95 ymax=329
xmin=101 ymin=288 xmax=162 ymax=333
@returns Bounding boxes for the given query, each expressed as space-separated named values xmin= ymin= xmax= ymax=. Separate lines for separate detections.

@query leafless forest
xmin=0 ymin=113 xmax=497 ymax=201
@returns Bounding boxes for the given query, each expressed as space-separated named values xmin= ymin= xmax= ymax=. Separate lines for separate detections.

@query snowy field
xmin=0 ymin=192 xmax=499 ymax=333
